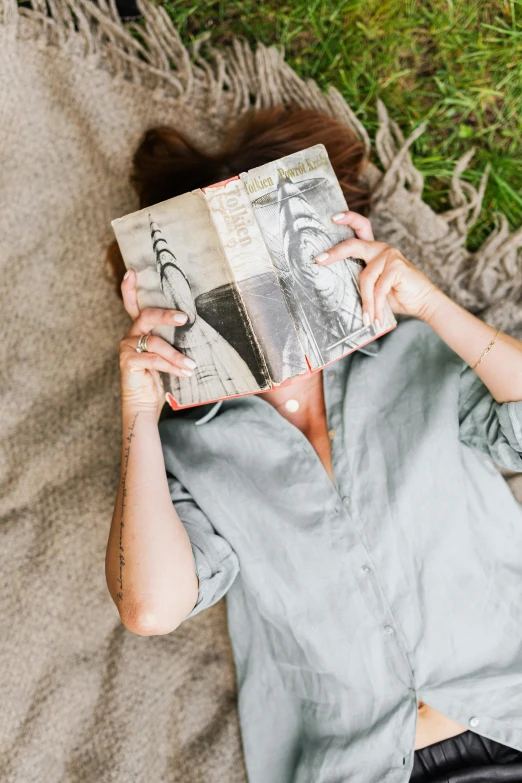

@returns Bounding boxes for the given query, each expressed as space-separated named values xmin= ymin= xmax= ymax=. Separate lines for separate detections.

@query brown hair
xmin=105 ymin=104 xmax=372 ymax=298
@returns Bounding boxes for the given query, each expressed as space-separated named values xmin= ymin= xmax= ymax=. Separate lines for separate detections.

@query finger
xmin=315 ymin=238 xmax=388 ymax=266
xmin=373 ymin=265 xmax=401 ymax=325
xmin=358 ymin=254 xmax=387 ymax=324
xmin=121 ymin=343 xmax=195 ymax=378
xmin=122 ymin=334 xmax=197 ymax=372
xmin=121 ymin=269 xmax=140 ymax=321
xmin=129 ymin=352 xmax=193 ymax=378
xmin=331 ymin=210 xmax=374 ymax=241
xmin=127 ymin=307 xmax=188 ymax=338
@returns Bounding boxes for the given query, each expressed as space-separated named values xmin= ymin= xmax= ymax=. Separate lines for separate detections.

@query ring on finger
xmin=136 ymin=332 xmax=152 ymax=353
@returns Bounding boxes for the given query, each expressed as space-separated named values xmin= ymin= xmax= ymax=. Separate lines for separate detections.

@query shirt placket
xmin=323 ymin=361 xmax=418 ymax=774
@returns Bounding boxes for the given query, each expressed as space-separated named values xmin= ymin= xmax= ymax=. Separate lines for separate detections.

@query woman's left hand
xmin=315 ymin=211 xmax=441 ymax=326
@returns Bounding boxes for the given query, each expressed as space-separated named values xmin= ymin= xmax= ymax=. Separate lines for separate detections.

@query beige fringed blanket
xmin=1 ymin=1 xmax=521 ymax=781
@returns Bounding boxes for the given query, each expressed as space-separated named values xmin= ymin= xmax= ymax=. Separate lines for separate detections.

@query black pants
xmin=410 ymin=731 xmax=522 ymax=782
xmin=113 ymin=0 xmax=141 ymax=21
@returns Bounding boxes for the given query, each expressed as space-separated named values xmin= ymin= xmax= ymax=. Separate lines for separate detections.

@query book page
xmin=240 ymin=144 xmax=397 ymax=370
xmin=203 ymin=178 xmax=308 ymax=384
xmin=111 ymin=191 xmax=271 ymax=408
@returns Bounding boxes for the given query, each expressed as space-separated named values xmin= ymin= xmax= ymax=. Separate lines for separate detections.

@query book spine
xmin=202 ymin=179 xmax=308 ymax=384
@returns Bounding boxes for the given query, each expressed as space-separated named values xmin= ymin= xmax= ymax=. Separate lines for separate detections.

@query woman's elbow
xmin=119 ymin=604 xmax=187 ymax=636
xmin=122 ymin=611 xmax=182 ymax=636
xmin=106 ymin=570 xmax=199 ymax=635
xmin=117 ymin=587 xmax=198 ymax=636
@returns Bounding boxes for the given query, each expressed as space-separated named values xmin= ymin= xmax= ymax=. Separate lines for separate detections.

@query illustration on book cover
xmin=112 ymin=191 xmax=271 ymax=408
xmin=241 ymin=145 xmax=394 ymax=371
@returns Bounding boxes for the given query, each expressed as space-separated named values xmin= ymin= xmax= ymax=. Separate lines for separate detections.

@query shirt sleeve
xmin=166 ymin=469 xmax=240 ymax=620
xmin=458 ymin=360 xmax=522 ymax=472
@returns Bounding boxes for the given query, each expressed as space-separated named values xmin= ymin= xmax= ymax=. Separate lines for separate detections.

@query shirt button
xmin=469 ymin=717 xmax=480 ymax=728
xmin=327 ymin=371 xmax=336 ymax=380
xmin=328 ymin=429 xmax=336 ymax=440
xmin=361 ymin=565 xmax=372 ymax=575
xmin=384 ymin=625 xmax=395 ymax=636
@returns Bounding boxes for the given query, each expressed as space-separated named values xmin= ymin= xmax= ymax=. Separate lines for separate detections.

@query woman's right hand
xmin=119 ymin=269 xmax=197 ymax=417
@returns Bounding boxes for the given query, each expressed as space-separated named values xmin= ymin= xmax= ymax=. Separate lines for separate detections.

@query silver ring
xmin=136 ymin=333 xmax=151 ymax=353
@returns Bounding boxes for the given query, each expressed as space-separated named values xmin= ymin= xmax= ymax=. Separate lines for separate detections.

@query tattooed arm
xmin=106 ymin=270 xmax=201 ymax=635
xmin=105 ymin=404 xmax=199 ymax=635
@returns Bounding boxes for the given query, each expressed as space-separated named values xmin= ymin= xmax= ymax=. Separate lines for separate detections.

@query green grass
xmin=161 ymin=0 xmax=522 ymax=251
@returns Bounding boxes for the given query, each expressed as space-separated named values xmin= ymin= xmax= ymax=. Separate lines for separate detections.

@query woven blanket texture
xmin=1 ymin=1 xmax=521 ymax=781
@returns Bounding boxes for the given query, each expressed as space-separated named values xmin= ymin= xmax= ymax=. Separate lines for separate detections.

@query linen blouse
xmin=158 ymin=316 xmax=522 ymax=783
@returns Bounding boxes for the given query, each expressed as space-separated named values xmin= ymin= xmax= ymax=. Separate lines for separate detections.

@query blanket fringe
xmin=2 ymin=0 xmax=521 ymax=333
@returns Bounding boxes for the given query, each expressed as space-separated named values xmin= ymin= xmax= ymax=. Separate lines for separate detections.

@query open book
xmin=111 ymin=144 xmax=397 ymax=409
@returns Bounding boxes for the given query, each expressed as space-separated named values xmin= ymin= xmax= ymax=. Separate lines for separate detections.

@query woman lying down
xmin=105 ymin=105 xmax=522 ymax=783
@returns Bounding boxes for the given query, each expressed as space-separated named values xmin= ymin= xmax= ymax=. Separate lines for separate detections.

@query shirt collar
xmin=354 ymin=339 xmax=380 ymax=358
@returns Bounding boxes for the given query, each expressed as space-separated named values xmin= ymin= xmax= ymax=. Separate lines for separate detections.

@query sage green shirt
xmin=158 ymin=316 xmax=522 ymax=783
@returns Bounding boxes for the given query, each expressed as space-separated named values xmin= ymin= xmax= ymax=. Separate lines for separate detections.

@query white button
xmin=327 ymin=371 xmax=336 ymax=380
xmin=342 ymin=495 xmax=350 ymax=504
xmin=361 ymin=565 xmax=372 ymax=575
xmin=469 ymin=716 xmax=480 ymax=728
xmin=284 ymin=398 xmax=300 ymax=413
xmin=384 ymin=625 xmax=395 ymax=636
xmin=328 ymin=429 xmax=336 ymax=440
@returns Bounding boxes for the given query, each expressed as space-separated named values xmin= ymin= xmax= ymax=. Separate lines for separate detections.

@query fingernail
xmin=182 ymin=356 xmax=197 ymax=369
xmin=375 ymin=319 xmax=382 ymax=331
xmin=123 ymin=270 xmax=130 ymax=280
xmin=362 ymin=312 xmax=370 ymax=327
xmin=180 ymin=368 xmax=193 ymax=377
xmin=315 ymin=252 xmax=329 ymax=263
xmin=172 ymin=312 xmax=188 ymax=324
xmin=331 ymin=212 xmax=347 ymax=222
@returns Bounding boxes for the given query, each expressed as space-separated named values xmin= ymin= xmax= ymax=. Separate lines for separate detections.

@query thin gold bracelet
xmin=471 ymin=327 xmax=501 ymax=371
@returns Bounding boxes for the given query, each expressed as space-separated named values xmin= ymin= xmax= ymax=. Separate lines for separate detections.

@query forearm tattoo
xmin=117 ymin=411 xmax=139 ymax=602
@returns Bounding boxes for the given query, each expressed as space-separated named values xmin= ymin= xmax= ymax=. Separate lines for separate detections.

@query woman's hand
xmin=314 ymin=211 xmax=440 ymax=326
xmin=119 ymin=269 xmax=197 ymax=417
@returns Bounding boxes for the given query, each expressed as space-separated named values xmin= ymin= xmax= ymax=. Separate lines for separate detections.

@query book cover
xmin=240 ymin=144 xmax=396 ymax=371
xmin=111 ymin=145 xmax=397 ymax=411
xmin=111 ymin=190 xmax=271 ymax=408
